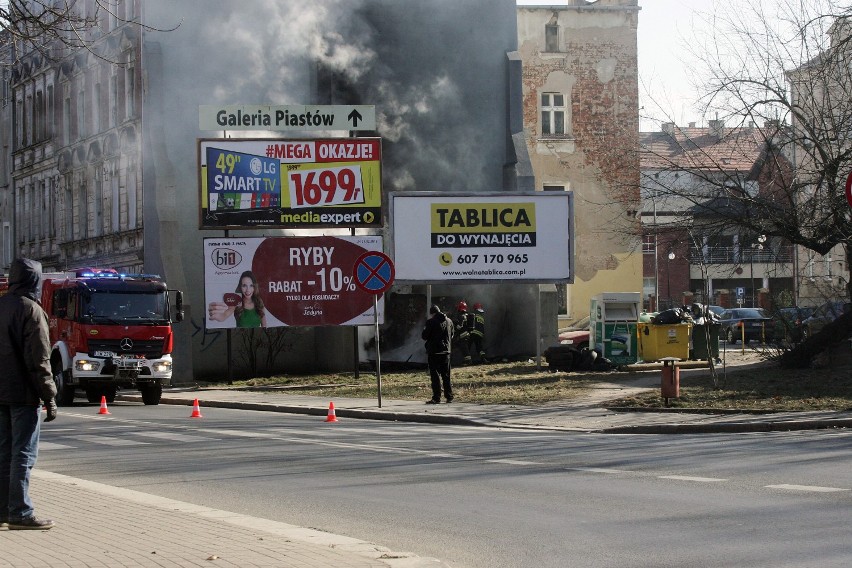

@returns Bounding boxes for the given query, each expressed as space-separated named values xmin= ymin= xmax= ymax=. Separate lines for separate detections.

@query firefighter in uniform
xmin=453 ymin=301 xmax=473 ymax=365
xmin=470 ymin=302 xmax=487 ymax=363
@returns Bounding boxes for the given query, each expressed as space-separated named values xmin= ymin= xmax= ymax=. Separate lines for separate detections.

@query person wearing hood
xmin=422 ymin=304 xmax=454 ymax=404
xmin=0 ymin=258 xmax=57 ymax=530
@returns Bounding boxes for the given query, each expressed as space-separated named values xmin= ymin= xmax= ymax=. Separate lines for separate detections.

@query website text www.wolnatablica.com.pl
xmin=441 ymin=268 xmax=526 ymax=277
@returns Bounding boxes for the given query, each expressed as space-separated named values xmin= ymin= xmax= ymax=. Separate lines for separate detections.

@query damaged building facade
xmin=517 ymin=1 xmax=642 ymax=326
xmin=3 ymin=0 xmax=553 ymax=380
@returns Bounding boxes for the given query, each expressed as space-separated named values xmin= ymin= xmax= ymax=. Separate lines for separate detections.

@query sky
xmin=516 ymin=0 xmax=714 ymax=131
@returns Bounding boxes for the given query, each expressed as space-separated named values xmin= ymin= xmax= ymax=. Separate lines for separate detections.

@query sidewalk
xmin=2 ymin=470 xmax=445 ymax=568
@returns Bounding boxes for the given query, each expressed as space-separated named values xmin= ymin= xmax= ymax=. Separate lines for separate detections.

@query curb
xmin=116 ymin=394 xmax=852 ymax=435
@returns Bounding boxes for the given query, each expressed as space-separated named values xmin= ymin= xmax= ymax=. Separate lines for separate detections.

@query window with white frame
xmin=540 ymin=92 xmax=566 ymax=137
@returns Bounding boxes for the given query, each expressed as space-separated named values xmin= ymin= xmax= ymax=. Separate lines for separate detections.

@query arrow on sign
xmin=348 ymin=109 xmax=363 ymax=127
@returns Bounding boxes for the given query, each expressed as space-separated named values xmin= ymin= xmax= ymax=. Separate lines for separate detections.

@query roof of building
xmin=640 ymin=122 xmax=777 ymax=172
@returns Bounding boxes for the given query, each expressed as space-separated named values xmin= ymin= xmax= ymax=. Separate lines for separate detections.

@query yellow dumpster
xmin=637 ymin=322 xmax=692 ymax=362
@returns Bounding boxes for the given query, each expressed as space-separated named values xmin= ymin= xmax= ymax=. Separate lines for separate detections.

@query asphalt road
xmin=38 ymin=403 xmax=852 ymax=568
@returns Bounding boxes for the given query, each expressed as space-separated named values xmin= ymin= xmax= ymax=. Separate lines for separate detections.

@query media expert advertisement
xmin=198 ymin=138 xmax=382 ymax=229
xmin=390 ymin=192 xmax=573 ymax=282
xmin=204 ymin=236 xmax=384 ymax=329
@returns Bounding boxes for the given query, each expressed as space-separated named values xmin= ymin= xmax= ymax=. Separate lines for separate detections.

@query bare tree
xmin=1 ymin=0 xmax=174 ymax=64
xmin=639 ymin=0 xmax=852 ymax=304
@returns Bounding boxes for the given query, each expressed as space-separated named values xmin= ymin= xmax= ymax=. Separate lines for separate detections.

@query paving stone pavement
xmin=0 ymin=470 xmax=445 ymax=568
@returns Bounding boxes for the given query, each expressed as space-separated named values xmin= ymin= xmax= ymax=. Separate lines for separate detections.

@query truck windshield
xmin=83 ymin=291 xmax=169 ymax=324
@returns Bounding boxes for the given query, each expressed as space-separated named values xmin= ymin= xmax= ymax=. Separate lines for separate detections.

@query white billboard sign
xmin=389 ymin=192 xmax=573 ymax=283
xmin=199 ymin=105 xmax=376 ymax=131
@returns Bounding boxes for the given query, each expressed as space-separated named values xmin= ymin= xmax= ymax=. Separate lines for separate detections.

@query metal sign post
xmin=352 ymin=251 xmax=395 ymax=408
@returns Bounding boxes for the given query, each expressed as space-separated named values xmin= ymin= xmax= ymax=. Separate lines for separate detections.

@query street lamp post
xmin=667 ymin=250 xmax=675 ymax=308
xmin=750 ymin=235 xmax=767 ymax=308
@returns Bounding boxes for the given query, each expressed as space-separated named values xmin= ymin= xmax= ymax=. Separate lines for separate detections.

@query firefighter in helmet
xmin=470 ymin=302 xmax=487 ymax=363
xmin=453 ymin=300 xmax=473 ymax=365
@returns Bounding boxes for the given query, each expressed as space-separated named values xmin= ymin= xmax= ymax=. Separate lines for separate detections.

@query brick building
xmin=517 ymin=0 xmax=642 ymax=326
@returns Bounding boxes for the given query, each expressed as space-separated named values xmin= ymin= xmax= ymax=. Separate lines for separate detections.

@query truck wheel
xmin=141 ymin=384 xmax=162 ymax=405
xmin=53 ymin=365 xmax=75 ymax=407
xmin=85 ymin=388 xmax=101 ymax=404
xmin=103 ymin=387 xmax=117 ymax=404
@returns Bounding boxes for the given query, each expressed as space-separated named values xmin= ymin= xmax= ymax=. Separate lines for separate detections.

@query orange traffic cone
xmin=325 ymin=401 xmax=338 ymax=423
xmin=190 ymin=399 xmax=203 ymax=418
xmin=98 ymin=396 xmax=111 ymax=415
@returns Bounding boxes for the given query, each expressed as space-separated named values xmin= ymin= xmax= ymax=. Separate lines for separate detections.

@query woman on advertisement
xmin=207 ymin=270 xmax=268 ymax=328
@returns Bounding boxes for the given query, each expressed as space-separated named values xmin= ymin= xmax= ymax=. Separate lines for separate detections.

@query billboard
xmin=198 ymin=138 xmax=382 ymax=229
xmin=203 ymin=236 xmax=384 ymax=328
xmin=389 ymin=192 xmax=573 ymax=283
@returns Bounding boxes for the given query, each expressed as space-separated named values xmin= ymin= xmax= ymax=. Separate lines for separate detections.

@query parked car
xmin=558 ymin=315 xmax=590 ymax=349
xmin=769 ymin=306 xmax=815 ymax=344
xmin=801 ymin=300 xmax=852 ymax=340
xmin=707 ymin=305 xmax=725 ymax=317
xmin=719 ymin=308 xmax=774 ymax=344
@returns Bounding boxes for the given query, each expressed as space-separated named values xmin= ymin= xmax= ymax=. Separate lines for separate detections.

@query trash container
xmin=690 ymin=324 xmax=720 ymax=360
xmin=637 ymin=322 xmax=692 ymax=362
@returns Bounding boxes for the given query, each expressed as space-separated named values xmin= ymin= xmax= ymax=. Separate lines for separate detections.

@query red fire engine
xmin=39 ymin=268 xmax=184 ymax=406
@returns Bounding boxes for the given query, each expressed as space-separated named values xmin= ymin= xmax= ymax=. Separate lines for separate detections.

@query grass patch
xmin=205 ymin=357 xmax=852 ymax=411
xmin=608 ymin=361 xmax=852 ymax=411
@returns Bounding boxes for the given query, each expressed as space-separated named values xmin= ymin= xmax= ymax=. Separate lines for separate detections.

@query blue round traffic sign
xmin=353 ymin=251 xmax=395 ymax=294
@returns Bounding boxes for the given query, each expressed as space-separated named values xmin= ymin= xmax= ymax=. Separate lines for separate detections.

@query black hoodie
xmin=0 ymin=258 xmax=56 ymax=405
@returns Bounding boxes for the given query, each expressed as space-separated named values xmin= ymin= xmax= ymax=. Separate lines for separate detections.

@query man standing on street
xmin=0 ymin=258 xmax=57 ymax=530
xmin=422 ymin=304 xmax=454 ymax=404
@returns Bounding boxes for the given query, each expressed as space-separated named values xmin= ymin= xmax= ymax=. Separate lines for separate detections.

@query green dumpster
xmin=691 ymin=324 xmax=720 ymax=360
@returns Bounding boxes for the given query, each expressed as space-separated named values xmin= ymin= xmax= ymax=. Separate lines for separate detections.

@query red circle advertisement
xmin=251 ymin=237 xmax=376 ymax=325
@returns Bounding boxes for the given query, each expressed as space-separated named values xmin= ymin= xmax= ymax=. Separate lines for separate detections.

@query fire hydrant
xmin=660 ymin=357 xmax=681 ymax=407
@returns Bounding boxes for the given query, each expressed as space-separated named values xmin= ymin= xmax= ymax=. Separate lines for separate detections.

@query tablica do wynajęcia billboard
xmin=198 ymin=138 xmax=382 ymax=229
xmin=203 ymin=236 xmax=384 ymax=328
xmin=389 ymin=192 xmax=574 ymax=283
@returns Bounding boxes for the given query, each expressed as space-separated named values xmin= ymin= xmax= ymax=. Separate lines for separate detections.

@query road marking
xmin=133 ymin=431 xmax=219 ymax=442
xmin=198 ymin=428 xmax=276 ymax=438
xmin=487 ymin=459 xmax=544 ymax=466
xmin=567 ymin=467 xmax=631 ymax=474
xmin=659 ymin=475 xmax=727 ymax=483
xmin=766 ymin=484 xmax=850 ymax=493
xmin=39 ymin=441 xmax=76 ymax=450
xmin=70 ymin=435 xmax=150 ymax=446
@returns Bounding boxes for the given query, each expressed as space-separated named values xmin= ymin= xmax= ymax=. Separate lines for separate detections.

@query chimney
xmin=661 ymin=122 xmax=675 ymax=135
xmin=709 ymin=119 xmax=724 ymax=138
xmin=688 ymin=122 xmax=696 ymax=128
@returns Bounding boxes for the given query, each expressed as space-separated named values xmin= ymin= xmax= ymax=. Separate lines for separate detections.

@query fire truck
xmin=39 ymin=268 xmax=184 ymax=406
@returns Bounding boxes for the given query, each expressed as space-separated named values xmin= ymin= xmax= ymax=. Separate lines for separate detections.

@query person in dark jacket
xmin=0 ymin=258 xmax=57 ymax=530
xmin=422 ymin=304 xmax=454 ymax=404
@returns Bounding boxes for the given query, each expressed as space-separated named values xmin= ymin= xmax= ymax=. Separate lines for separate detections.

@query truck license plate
xmin=94 ymin=350 xmax=115 ymax=358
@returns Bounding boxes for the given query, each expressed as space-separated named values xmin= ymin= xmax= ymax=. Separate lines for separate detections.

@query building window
xmin=125 ymin=64 xmax=135 ymax=119
xmin=545 ymin=24 xmax=559 ymax=52
xmin=540 ymin=92 xmax=566 ymax=137
xmin=543 ymin=184 xmax=567 ymax=192
xmin=77 ymin=88 xmax=85 ymax=139
xmin=93 ymin=82 xmax=102 ymax=134
xmin=643 ymin=234 xmax=655 ymax=254
xmin=3 ymin=223 xmax=11 ymax=268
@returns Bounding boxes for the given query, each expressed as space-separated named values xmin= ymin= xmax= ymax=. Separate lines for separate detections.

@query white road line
xmin=766 ymin=484 xmax=850 ymax=493
xmin=567 ymin=467 xmax=632 ymax=474
xmin=487 ymin=459 xmax=544 ymax=466
xmin=39 ymin=441 xmax=76 ymax=450
xmin=133 ymin=432 xmax=220 ymax=442
xmin=659 ymin=475 xmax=727 ymax=483
xmin=198 ymin=428 xmax=276 ymax=438
xmin=70 ymin=435 xmax=150 ymax=446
